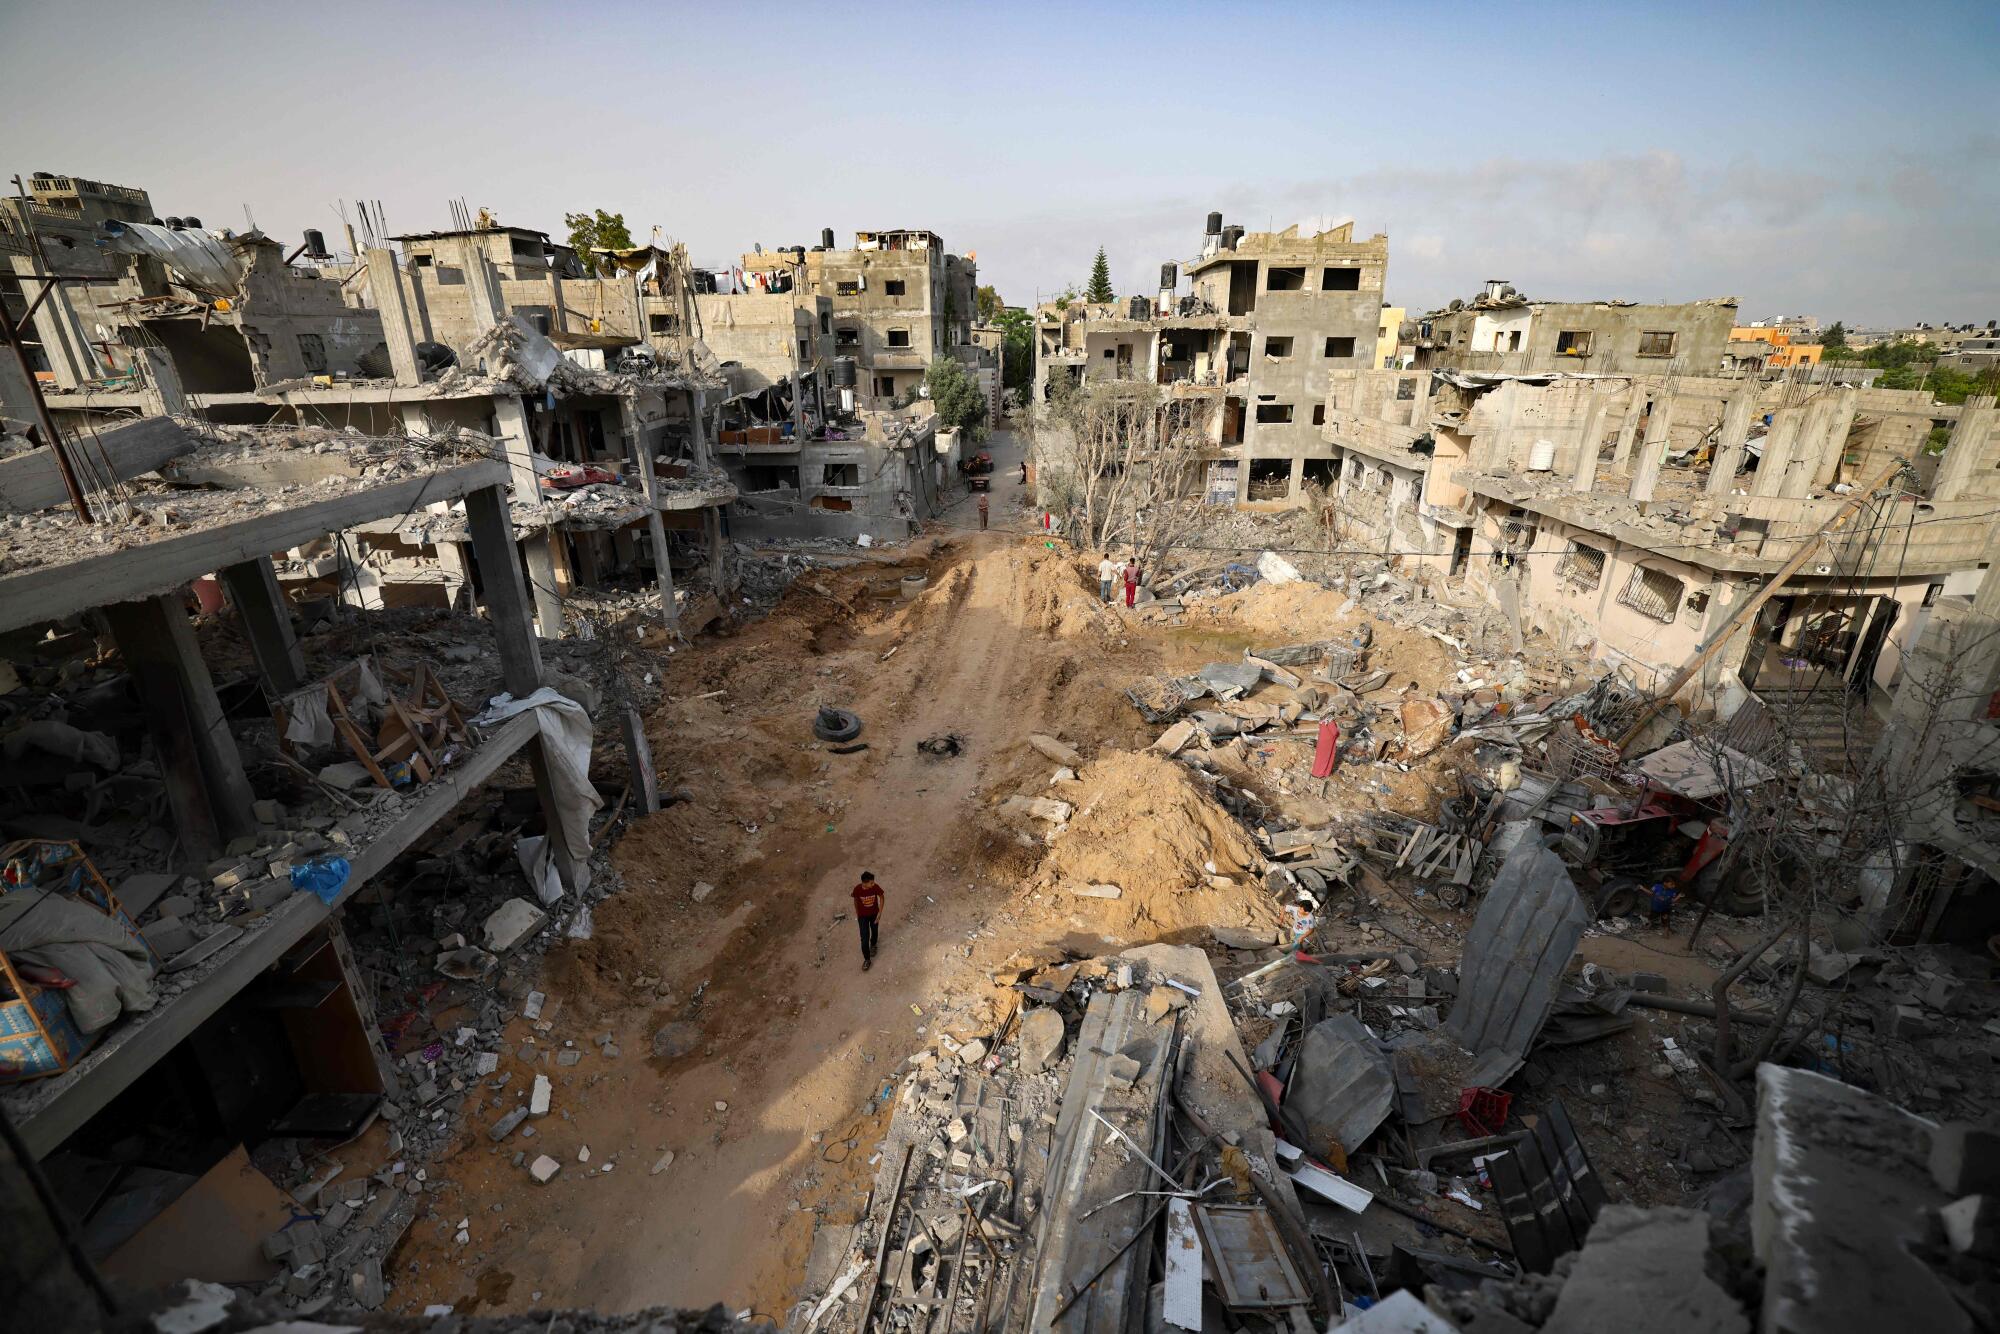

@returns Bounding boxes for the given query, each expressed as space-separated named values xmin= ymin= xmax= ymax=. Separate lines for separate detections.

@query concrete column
xmin=7 ymin=258 xmax=96 ymax=389
xmin=1629 ymin=394 xmax=1675 ymax=504
xmin=1751 ymin=407 xmax=1804 ymax=497
xmin=1572 ymin=391 xmax=1611 ymax=493
xmin=1410 ymin=372 xmax=1433 ymax=428
xmin=1708 ymin=384 xmax=1757 ymax=497
xmin=365 ymin=247 xmax=423 ymax=387
xmin=492 ymin=394 xmax=539 ymax=500
xmin=1782 ymin=396 xmax=1837 ymax=499
xmin=1611 ymin=384 xmax=1647 ymax=471
xmin=458 ymin=239 xmax=505 ymax=333
xmin=1931 ymin=395 xmax=1997 ymax=502
xmin=464 ymin=483 xmax=577 ymax=893
xmin=219 ymin=557 xmax=305 ymax=694
xmin=705 ymin=507 xmax=728 ymax=594
xmin=618 ymin=394 xmax=678 ymax=630
xmin=688 ymin=387 xmax=711 ymax=469
xmin=547 ymin=268 xmax=567 ymax=331
xmin=523 ymin=530 xmax=565 ymax=638
xmin=103 ymin=592 xmax=258 ymax=857
xmin=436 ymin=541 xmax=473 ymax=612
xmin=137 ymin=346 xmax=187 ymax=415
xmin=1810 ymin=387 xmax=1860 ymax=489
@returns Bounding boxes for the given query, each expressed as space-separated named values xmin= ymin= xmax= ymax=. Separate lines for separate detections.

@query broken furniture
xmin=276 ymin=660 xmax=469 ymax=789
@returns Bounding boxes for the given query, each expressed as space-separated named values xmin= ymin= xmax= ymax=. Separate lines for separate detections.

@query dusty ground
xmin=371 ymin=471 xmax=1727 ymax=1320
xmin=377 ymin=475 xmax=1324 ymax=1319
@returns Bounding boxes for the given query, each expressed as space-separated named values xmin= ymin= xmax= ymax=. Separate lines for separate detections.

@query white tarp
xmin=473 ymin=688 xmax=601 ymax=894
xmin=98 ymin=221 xmax=245 ymax=298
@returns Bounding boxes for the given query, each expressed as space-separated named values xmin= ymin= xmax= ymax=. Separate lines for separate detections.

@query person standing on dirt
xmin=1097 ymin=554 xmax=1117 ymax=602
xmin=1018 ymin=460 xmax=1028 ymax=486
xmin=852 ymin=871 xmax=884 ymax=970
xmin=1121 ymin=556 xmax=1142 ymax=608
xmin=977 ymin=492 xmax=989 ymax=530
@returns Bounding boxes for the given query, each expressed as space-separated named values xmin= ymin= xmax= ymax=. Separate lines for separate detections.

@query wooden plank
xmin=1 ymin=711 xmax=539 ymax=1159
xmin=0 ymin=416 xmax=195 ymax=514
xmin=0 ymin=459 xmax=509 ymax=634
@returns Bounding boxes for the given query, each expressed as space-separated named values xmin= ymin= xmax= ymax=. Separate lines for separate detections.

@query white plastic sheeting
xmin=474 ymin=688 xmax=602 ymax=894
xmin=98 ymin=221 xmax=245 ymax=298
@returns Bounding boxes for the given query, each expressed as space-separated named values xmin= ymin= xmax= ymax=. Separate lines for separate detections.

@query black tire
xmin=1595 ymin=877 xmax=1648 ymax=919
xmin=814 ymin=708 xmax=863 ymax=743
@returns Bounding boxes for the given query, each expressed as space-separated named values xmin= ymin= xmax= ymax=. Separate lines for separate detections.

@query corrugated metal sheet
xmin=1285 ymin=1013 xmax=1394 ymax=1156
xmin=1487 ymin=1100 xmax=1610 ymax=1273
xmin=1446 ymin=841 xmax=1590 ymax=1086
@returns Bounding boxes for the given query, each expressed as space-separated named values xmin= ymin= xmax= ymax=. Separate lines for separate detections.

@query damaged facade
xmin=1415 ymin=280 xmax=1740 ymax=376
xmin=3 ymin=175 xmax=742 ymax=638
xmin=1033 ymin=213 xmax=1390 ymax=503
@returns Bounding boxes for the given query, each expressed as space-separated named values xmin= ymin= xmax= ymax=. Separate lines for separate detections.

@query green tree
xmin=926 ymin=356 xmax=988 ymax=439
xmin=1085 ymin=247 xmax=1114 ymax=304
xmin=563 ymin=209 xmax=634 ymax=275
xmin=975 ymin=284 xmax=1003 ymax=323
xmin=995 ymin=306 xmax=1034 ymax=394
xmin=1821 ymin=320 xmax=1847 ymax=349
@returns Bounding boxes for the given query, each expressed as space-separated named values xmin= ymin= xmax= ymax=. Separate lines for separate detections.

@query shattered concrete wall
xmin=1424 ymin=297 xmax=1740 ymax=375
xmin=797 ymin=240 xmax=947 ymax=408
xmin=232 ymin=237 xmax=386 ymax=383
xmin=695 ymin=292 xmax=831 ymax=395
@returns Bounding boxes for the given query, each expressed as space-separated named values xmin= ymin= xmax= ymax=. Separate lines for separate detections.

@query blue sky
xmin=3 ymin=0 xmax=1996 ymax=325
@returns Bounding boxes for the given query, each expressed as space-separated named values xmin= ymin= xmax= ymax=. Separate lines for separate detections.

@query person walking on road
xmin=1121 ymin=556 xmax=1141 ymax=608
xmin=977 ymin=492 xmax=989 ymax=530
xmin=1097 ymin=553 xmax=1117 ymax=602
xmin=851 ymin=871 xmax=884 ymax=970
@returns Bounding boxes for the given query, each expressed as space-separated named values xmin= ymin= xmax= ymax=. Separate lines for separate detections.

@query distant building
xmin=1415 ymin=281 xmax=1738 ymax=375
xmin=1726 ymin=326 xmax=1823 ymax=372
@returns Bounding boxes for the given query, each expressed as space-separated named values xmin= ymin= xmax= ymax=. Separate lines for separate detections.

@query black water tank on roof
xmin=821 ymin=227 xmax=836 ymax=249
xmin=1206 ymin=211 xmax=1223 ymax=236
xmin=164 ymin=216 xmax=184 ymax=230
xmin=303 ymin=228 xmax=329 ymax=259
xmin=1222 ymin=225 xmax=1244 ymax=249
xmin=829 ymin=357 xmax=858 ymax=388
xmin=183 ymin=216 xmax=201 ymax=229
xmin=1160 ymin=262 xmax=1177 ymax=290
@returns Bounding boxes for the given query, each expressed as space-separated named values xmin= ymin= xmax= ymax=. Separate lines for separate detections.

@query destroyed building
xmin=687 ymin=233 xmax=990 ymax=541
xmin=1416 ymin=280 xmax=1740 ymax=376
xmin=2 ymin=178 xmax=741 ymax=637
xmin=1033 ymin=213 xmax=1389 ymax=503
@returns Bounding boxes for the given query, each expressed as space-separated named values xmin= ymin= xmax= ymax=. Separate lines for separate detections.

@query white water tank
xmin=1527 ymin=438 xmax=1557 ymax=471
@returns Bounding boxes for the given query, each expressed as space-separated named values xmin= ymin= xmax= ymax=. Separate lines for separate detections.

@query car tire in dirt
xmin=813 ymin=707 xmax=863 ymax=743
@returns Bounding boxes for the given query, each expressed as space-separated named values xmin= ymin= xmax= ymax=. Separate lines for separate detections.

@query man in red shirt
xmin=1121 ymin=557 xmax=1141 ymax=608
xmin=851 ymin=871 xmax=884 ymax=971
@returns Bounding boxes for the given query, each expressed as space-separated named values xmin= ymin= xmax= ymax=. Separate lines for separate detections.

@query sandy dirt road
xmin=387 ymin=474 xmax=1163 ymax=1319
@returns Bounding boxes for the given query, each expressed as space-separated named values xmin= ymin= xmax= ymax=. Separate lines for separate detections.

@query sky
xmin=3 ymin=0 xmax=1996 ymax=328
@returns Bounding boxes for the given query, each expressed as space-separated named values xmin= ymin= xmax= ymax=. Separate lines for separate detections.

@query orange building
xmin=1730 ymin=326 xmax=1823 ymax=368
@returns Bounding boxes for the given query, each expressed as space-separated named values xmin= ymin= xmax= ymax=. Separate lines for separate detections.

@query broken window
xmin=835 ymin=325 xmax=860 ymax=347
xmin=798 ymin=338 xmax=811 ymax=361
xmin=1683 ymin=589 xmax=1711 ymax=623
xmin=875 ymin=375 xmax=894 ymax=398
xmin=1637 ymin=330 xmax=1677 ymax=358
xmin=296 ymin=333 xmax=327 ymax=374
xmin=884 ymin=279 xmax=906 ymax=297
xmin=1322 ymin=267 xmax=1361 ymax=290
xmin=1247 ymin=457 xmax=1293 ymax=498
xmin=1324 ymin=336 xmax=1357 ymax=358
xmin=1312 ymin=404 xmax=1326 ymax=426
xmin=822 ymin=463 xmax=860 ymax=487
xmin=1395 ymin=378 xmax=1417 ymax=401
xmin=887 ymin=328 xmax=911 ymax=348
xmin=836 ymin=280 xmax=861 ymax=297
xmin=648 ymin=312 xmax=678 ymax=334
xmin=1559 ymin=541 xmax=1605 ymax=590
xmin=1265 ymin=266 xmax=1307 ymax=292
xmin=1555 ymin=329 xmax=1593 ymax=357
xmin=1254 ymin=403 xmax=1294 ymax=424
xmin=1619 ymin=565 xmax=1685 ymax=622
xmin=1264 ymin=336 xmax=1293 ymax=358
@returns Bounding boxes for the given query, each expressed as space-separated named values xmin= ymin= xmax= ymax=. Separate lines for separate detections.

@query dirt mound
xmin=1188 ymin=580 xmax=1357 ymax=639
xmin=1017 ymin=544 xmax=1121 ymax=640
xmin=1023 ymin=749 xmax=1281 ymax=938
